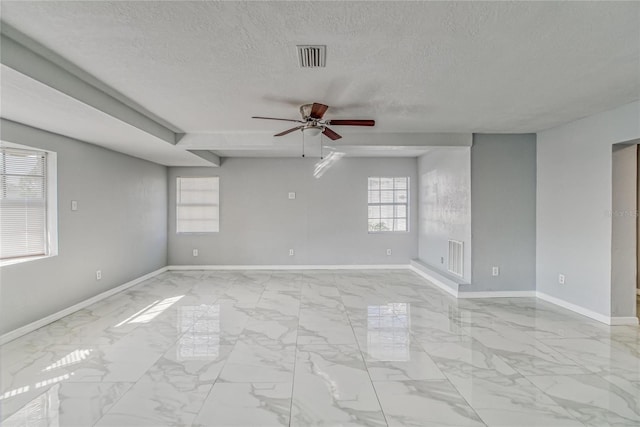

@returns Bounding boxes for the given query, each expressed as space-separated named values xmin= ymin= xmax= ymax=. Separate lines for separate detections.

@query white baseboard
xmin=408 ymin=263 xmax=459 ymax=297
xmin=167 ymin=264 xmax=409 ymax=271
xmin=536 ymin=291 xmax=610 ymax=324
xmin=458 ymin=291 xmax=537 ymax=299
xmin=536 ymin=291 xmax=639 ymax=326
xmin=609 ymin=317 xmax=640 ymax=326
xmin=0 ymin=266 xmax=168 ymax=345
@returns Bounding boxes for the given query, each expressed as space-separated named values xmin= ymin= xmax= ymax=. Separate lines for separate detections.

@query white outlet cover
xmin=559 ymin=274 xmax=565 ymax=284
xmin=288 ymin=192 xmax=296 ymax=199
xmin=193 ymin=249 xmax=198 ymax=257
xmin=492 ymin=267 xmax=500 ymax=276
xmin=289 ymin=249 xmax=294 ymax=256
xmin=96 ymin=270 xmax=101 ymax=280
xmin=71 ymin=200 xmax=78 ymax=211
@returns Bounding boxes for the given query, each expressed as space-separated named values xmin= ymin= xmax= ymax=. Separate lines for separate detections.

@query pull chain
xmin=320 ymin=132 xmax=324 ymax=159
xmin=302 ymin=129 xmax=305 ymax=158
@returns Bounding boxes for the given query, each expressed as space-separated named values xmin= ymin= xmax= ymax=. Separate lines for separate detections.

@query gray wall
xmin=0 ymin=120 xmax=168 ymax=335
xmin=537 ymin=101 xmax=640 ymax=317
xmin=168 ymin=157 xmax=418 ymax=265
xmin=468 ymin=134 xmax=536 ymax=292
xmin=611 ymin=143 xmax=637 ymax=317
xmin=417 ymin=147 xmax=472 ymax=282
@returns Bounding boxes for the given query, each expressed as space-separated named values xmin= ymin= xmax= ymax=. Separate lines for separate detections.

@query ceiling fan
xmin=252 ymin=102 xmax=375 ymax=140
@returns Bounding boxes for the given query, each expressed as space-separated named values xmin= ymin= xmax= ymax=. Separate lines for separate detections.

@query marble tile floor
xmin=1 ymin=270 xmax=639 ymax=427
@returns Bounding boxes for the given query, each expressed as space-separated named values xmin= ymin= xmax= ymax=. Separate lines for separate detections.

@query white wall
xmin=0 ymin=120 xmax=168 ymax=335
xmin=417 ymin=148 xmax=472 ymax=282
xmin=469 ymin=134 xmax=536 ymax=292
xmin=537 ymin=101 xmax=640 ymax=317
xmin=168 ymin=157 xmax=418 ymax=265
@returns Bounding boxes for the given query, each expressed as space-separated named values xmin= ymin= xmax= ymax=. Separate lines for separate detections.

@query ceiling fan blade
xmin=327 ymin=119 xmax=375 ymax=126
xmin=252 ymin=116 xmax=304 ymax=123
xmin=310 ymin=103 xmax=329 ymax=119
xmin=322 ymin=127 xmax=342 ymax=140
xmin=274 ymin=126 xmax=304 ymax=137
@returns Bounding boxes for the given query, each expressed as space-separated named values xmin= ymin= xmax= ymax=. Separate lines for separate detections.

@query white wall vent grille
xmin=297 ymin=45 xmax=326 ymax=68
xmin=448 ymin=240 xmax=464 ymax=277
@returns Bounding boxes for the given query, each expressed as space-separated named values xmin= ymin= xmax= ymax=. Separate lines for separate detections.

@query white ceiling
xmin=0 ymin=1 xmax=639 ymax=164
xmin=0 ymin=65 xmax=213 ymax=166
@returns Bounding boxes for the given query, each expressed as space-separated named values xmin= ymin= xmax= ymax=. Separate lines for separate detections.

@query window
xmin=368 ymin=177 xmax=408 ymax=232
xmin=176 ymin=176 xmax=219 ymax=233
xmin=1 ymin=146 xmax=57 ymax=262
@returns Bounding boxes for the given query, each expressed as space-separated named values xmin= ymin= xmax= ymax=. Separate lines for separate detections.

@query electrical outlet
xmin=492 ymin=266 xmax=500 ymax=276
xmin=71 ymin=200 xmax=78 ymax=211
xmin=289 ymin=249 xmax=294 ymax=256
xmin=193 ymin=249 xmax=198 ymax=257
xmin=96 ymin=270 xmax=102 ymax=280
xmin=386 ymin=249 xmax=392 ymax=256
xmin=558 ymin=274 xmax=565 ymax=285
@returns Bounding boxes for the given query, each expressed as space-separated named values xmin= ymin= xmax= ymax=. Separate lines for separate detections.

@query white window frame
xmin=0 ymin=141 xmax=58 ymax=267
xmin=367 ymin=176 xmax=409 ymax=233
xmin=176 ymin=176 xmax=220 ymax=234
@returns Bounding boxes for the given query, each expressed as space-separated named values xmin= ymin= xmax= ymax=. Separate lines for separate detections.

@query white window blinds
xmin=0 ymin=148 xmax=48 ymax=259
xmin=176 ymin=177 xmax=219 ymax=233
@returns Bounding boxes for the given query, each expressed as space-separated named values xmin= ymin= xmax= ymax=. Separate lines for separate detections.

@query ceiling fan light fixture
xmin=302 ymin=126 xmax=323 ymax=137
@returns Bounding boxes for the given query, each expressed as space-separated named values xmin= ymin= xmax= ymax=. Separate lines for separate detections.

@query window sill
xmin=0 ymin=254 xmax=56 ymax=268
xmin=176 ymin=232 xmax=219 ymax=235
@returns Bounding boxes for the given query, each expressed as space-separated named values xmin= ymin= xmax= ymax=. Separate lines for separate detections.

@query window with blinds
xmin=176 ymin=177 xmax=219 ymax=233
xmin=0 ymin=148 xmax=48 ymax=260
xmin=368 ymin=177 xmax=409 ymax=232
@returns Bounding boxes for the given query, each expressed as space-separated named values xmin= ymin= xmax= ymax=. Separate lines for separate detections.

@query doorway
xmin=611 ymin=142 xmax=638 ymax=321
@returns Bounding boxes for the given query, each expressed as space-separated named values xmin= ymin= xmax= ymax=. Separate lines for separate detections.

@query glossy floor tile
xmin=1 ymin=270 xmax=639 ymax=426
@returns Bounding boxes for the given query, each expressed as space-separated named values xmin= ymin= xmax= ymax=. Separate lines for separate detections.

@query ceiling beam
xmin=187 ymin=150 xmax=221 ymax=167
xmin=177 ymin=132 xmax=472 ymax=149
xmin=0 ymin=30 xmax=178 ymax=146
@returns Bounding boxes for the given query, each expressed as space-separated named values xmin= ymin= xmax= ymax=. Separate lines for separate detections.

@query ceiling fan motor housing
xmin=300 ymin=104 xmax=313 ymax=120
xmin=252 ymin=102 xmax=374 ymax=140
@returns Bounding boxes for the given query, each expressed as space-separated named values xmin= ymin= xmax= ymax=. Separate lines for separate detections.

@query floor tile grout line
xmin=287 ymin=271 xmax=304 ymax=427
xmin=434 ymin=364 xmax=502 ymax=427
xmin=518 ymin=370 xmax=632 ymax=427
xmin=90 ymin=381 xmax=137 ymax=427
xmin=417 ymin=324 xmax=589 ymax=427
xmin=3 ymin=269 xmax=640 ymax=426
xmin=97 ymin=271 xmax=229 ymax=426
xmin=5 ymin=274 xmax=198 ymax=425
xmin=338 ymin=272 xmax=390 ymax=427
xmin=417 ymin=335 xmax=516 ymax=427
xmin=173 ymin=271 xmax=258 ymax=425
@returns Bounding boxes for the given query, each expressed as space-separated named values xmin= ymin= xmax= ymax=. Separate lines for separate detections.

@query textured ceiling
xmin=0 ymin=1 xmax=639 ymax=159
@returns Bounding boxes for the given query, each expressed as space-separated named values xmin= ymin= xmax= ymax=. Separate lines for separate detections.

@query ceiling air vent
xmin=297 ymin=45 xmax=326 ymax=68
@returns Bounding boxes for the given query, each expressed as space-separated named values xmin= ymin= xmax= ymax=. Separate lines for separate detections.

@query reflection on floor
xmin=1 ymin=270 xmax=639 ymax=426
